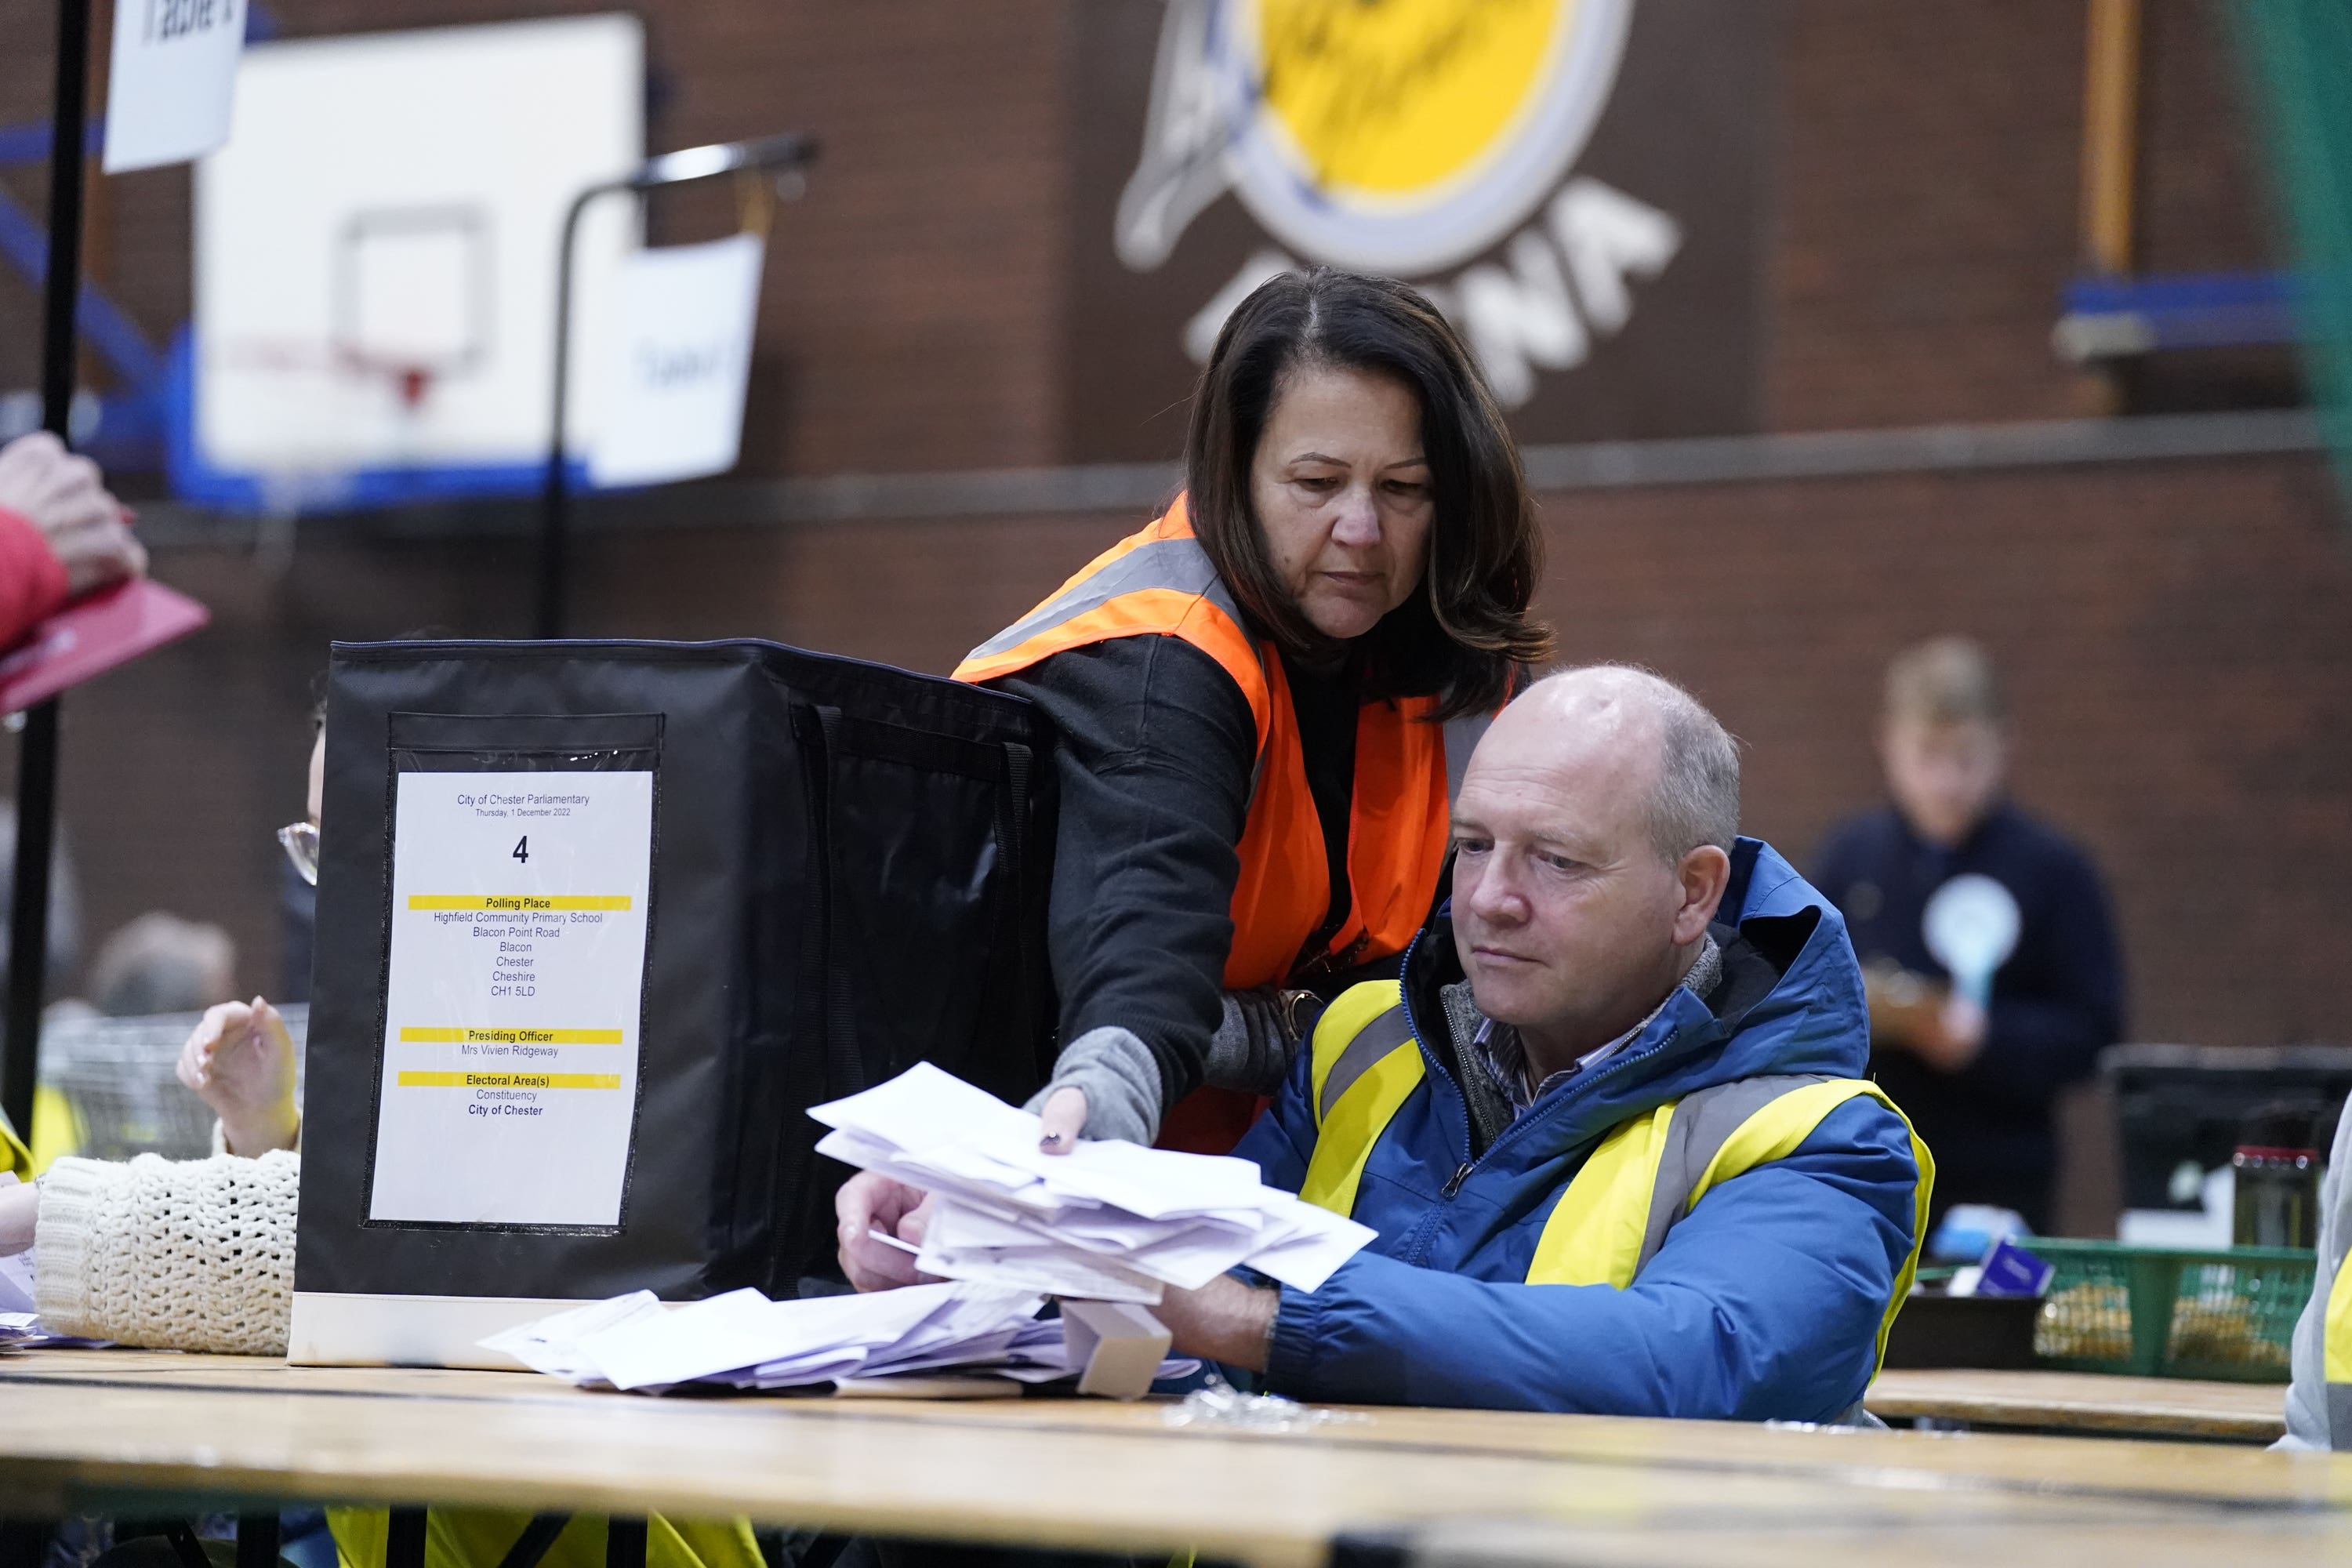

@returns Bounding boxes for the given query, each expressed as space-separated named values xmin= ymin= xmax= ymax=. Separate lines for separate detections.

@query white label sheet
xmin=368 ymin=769 xmax=653 ymax=1227
xmin=103 ymin=0 xmax=245 ymax=173
xmin=588 ymin=232 xmax=764 ymax=487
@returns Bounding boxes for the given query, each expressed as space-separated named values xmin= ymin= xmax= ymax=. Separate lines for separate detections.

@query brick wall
xmin=1770 ymin=0 xmax=2287 ymax=429
xmin=6 ymin=0 xmax=2281 ymax=455
xmin=8 ymin=0 xmax=2348 ymax=1091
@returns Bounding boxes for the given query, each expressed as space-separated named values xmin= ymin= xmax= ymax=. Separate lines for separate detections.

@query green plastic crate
xmin=2030 ymin=1238 xmax=2314 ymax=1381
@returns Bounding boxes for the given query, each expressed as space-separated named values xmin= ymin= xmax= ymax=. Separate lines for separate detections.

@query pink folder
xmin=0 ymin=578 xmax=210 ymax=715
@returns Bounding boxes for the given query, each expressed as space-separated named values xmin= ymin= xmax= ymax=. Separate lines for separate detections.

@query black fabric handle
xmin=811 ymin=704 xmax=865 ymax=1102
xmin=996 ymin=738 xmax=1047 ymax=1077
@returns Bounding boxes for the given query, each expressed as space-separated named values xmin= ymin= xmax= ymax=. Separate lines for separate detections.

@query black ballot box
xmin=290 ymin=638 xmax=1057 ymax=1365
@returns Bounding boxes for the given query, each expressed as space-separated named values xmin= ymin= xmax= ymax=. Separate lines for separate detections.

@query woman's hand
xmin=835 ymin=1171 xmax=939 ymax=1291
xmin=0 ymin=1181 xmax=36 ymax=1256
xmin=176 ymin=998 xmax=299 ymax=1156
xmin=1037 ymin=1086 xmax=1087 ymax=1154
xmin=0 ymin=433 xmax=143 ymax=596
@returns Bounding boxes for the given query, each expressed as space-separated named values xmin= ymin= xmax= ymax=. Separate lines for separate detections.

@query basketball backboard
xmin=184 ymin=14 xmax=643 ymax=510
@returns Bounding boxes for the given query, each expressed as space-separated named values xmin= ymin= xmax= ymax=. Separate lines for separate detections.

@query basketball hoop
xmin=394 ymin=364 xmax=435 ymax=410
xmin=187 ymin=20 xmax=646 ymax=511
xmin=216 ymin=339 xmax=448 ymax=415
xmin=209 ymin=339 xmax=454 ymax=528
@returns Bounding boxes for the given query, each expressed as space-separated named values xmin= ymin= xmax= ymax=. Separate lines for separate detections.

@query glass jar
xmin=2232 ymin=1144 xmax=2321 ymax=1250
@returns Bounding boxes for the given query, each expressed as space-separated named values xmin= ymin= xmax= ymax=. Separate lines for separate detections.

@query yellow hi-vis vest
xmin=1301 ymin=982 xmax=1934 ymax=1373
xmin=2321 ymin=1255 xmax=2352 ymax=1445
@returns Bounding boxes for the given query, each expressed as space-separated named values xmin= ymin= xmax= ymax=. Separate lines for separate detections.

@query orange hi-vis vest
xmin=954 ymin=499 xmax=1489 ymax=1147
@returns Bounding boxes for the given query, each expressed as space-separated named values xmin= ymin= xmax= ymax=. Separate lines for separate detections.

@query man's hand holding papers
xmin=837 ymin=1172 xmax=935 ymax=1290
xmin=818 ymin=1063 xmax=1371 ymax=1308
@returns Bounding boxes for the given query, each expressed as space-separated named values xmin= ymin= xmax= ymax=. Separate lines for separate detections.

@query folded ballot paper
xmin=810 ymin=1062 xmax=1374 ymax=1305
xmin=482 ymin=1281 xmax=1192 ymax=1393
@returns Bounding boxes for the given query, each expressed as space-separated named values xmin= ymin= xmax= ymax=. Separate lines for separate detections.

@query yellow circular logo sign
xmin=1229 ymin=0 xmax=1630 ymax=274
xmin=1116 ymin=0 xmax=1631 ymax=277
xmin=1252 ymin=0 xmax=1564 ymax=199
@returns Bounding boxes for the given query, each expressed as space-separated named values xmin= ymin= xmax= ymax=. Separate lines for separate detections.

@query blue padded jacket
xmin=1235 ymin=837 xmax=1929 ymax=1419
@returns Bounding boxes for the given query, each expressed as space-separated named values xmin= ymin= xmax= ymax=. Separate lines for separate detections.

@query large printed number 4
xmin=513 ymin=836 xmax=530 ymax=866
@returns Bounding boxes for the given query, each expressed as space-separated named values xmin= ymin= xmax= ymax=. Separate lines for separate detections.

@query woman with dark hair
xmin=842 ymin=267 xmax=1550 ymax=1284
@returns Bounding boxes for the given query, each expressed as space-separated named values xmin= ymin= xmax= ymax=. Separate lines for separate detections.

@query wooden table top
xmin=0 ymin=1349 xmax=2346 ymax=1568
xmin=1369 ymin=1510 xmax=2352 ymax=1568
xmin=1867 ymin=1367 xmax=2289 ymax=1443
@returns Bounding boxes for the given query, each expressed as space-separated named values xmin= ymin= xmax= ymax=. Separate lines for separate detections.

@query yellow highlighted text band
xmin=406 ymin=895 xmax=633 ymax=912
xmin=398 ymin=1027 xmax=624 ymax=1045
xmin=396 ymin=1072 xmax=622 ymax=1090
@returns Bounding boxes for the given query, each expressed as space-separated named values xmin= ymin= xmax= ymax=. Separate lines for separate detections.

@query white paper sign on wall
xmin=103 ymin=0 xmax=245 ymax=173
xmin=589 ymin=232 xmax=764 ymax=488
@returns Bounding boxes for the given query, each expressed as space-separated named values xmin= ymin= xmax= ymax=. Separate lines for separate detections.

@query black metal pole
xmin=535 ymin=134 xmax=817 ymax=641
xmin=4 ymin=0 xmax=93 ymax=1138
xmin=537 ymin=187 xmax=602 ymax=641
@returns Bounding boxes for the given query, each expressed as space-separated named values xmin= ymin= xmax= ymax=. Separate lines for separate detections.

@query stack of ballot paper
xmin=485 ymin=1281 xmax=1189 ymax=1393
xmin=811 ymin=1062 xmax=1374 ymax=1304
xmin=0 ymin=1312 xmax=108 ymax=1350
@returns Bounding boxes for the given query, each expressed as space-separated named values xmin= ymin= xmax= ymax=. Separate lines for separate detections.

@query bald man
xmin=1144 ymin=666 xmax=1933 ymax=1418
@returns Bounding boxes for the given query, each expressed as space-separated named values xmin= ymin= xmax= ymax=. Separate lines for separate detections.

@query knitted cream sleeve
xmin=34 ymin=1150 xmax=299 ymax=1354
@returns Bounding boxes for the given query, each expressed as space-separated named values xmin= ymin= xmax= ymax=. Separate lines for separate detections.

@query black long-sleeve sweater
xmin=990 ymin=633 xmax=1363 ymax=1117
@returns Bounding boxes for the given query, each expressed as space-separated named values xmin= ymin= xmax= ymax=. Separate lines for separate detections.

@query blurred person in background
xmin=0 ymin=430 xmax=144 ymax=646
xmin=1812 ymin=637 xmax=2122 ymax=1233
xmin=0 ymin=801 xmax=80 ymax=1001
xmin=86 ymin=913 xmax=238 ymax=1018
xmin=0 ymin=730 xmax=317 ymax=1327
xmin=877 ymin=267 xmax=1548 ymax=1187
xmin=278 ymin=833 xmax=315 ymax=1004
xmin=0 ymin=430 xmax=137 ymax=1005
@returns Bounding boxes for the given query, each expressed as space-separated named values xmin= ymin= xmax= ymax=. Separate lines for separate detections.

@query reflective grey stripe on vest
xmin=1319 ymin=1004 xmax=1419 ymax=1123
xmin=1635 ymin=1073 xmax=1838 ymax=1275
xmin=964 ymin=535 xmax=1246 ymax=664
xmin=2330 ymin=1383 xmax=2352 ymax=1449
xmin=1442 ymin=711 xmax=1490 ymax=807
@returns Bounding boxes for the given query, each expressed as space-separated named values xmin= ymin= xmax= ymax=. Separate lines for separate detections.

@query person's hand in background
xmin=0 ymin=432 xmax=143 ymax=596
xmin=1863 ymin=960 xmax=1986 ymax=1072
xmin=1918 ymin=993 xmax=1989 ymax=1071
xmin=176 ymin=997 xmax=299 ymax=1156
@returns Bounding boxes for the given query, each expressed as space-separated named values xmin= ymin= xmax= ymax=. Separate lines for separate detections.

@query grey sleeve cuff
xmin=1024 ymin=1025 xmax=1163 ymax=1145
xmin=1202 ymin=986 xmax=1305 ymax=1096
